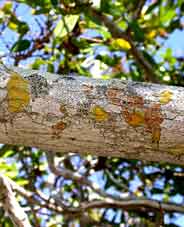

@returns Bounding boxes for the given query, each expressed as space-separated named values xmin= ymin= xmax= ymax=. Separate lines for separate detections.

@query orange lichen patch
xmin=7 ymin=72 xmax=30 ymax=113
xmin=125 ymin=96 xmax=144 ymax=108
xmin=106 ymin=88 xmax=123 ymax=106
xmin=159 ymin=90 xmax=173 ymax=104
xmin=144 ymin=104 xmax=164 ymax=145
xmin=106 ymin=88 xmax=118 ymax=99
xmin=122 ymin=96 xmax=145 ymax=127
xmin=132 ymin=96 xmax=144 ymax=108
xmin=123 ymin=109 xmax=144 ymax=127
xmin=51 ymin=121 xmax=66 ymax=139
xmin=91 ymin=106 xmax=109 ymax=121
xmin=144 ymin=104 xmax=164 ymax=127
xmin=52 ymin=121 xmax=66 ymax=131
xmin=122 ymin=95 xmax=164 ymax=146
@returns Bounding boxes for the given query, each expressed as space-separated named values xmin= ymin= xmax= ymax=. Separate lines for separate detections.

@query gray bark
xmin=0 ymin=174 xmax=32 ymax=227
xmin=0 ymin=63 xmax=184 ymax=165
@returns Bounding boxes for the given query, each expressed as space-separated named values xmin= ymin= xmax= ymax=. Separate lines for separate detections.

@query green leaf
xmin=50 ymin=0 xmax=58 ymax=6
xmin=142 ymin=50 xmax=156 ymax=66
xmin=128 ymin=20 xmax=144 ymax=42
xmin=2 ymin=1 xmax=12 ymax=13
xmin=100 ymin=0 xmax=124 ymax=18
xmin=160 ymin=7 xmax=176 ymax=25
xmin=32 ymin=58 xmax=46 ymax=69
xmin=145 ymin=0 xmax=161 ymax=14
xmin=100 ymin=0 xmax=111 ymax=13
xmin=96 ymin=54 xmax=120 ymax=66
xmin=18 ymin=22 xmax=29 ymax=35
xmin=11 ymin=39 xmax=31 ymax=52
xmin=1 ymin=150 xmax=15 ymax=158
xmin=54 ymin=15 xmax=79 ymax=38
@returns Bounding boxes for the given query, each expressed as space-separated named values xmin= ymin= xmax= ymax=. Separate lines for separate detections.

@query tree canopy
xmin=0 ymin=0 xmax=184 ymax=226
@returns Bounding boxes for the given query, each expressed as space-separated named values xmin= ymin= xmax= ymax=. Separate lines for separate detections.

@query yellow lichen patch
xmin=91 ymin=106 xmax=109 ymax=121
xmin=159 ymin=90 xmax=173 ymax=105
xmin=7 ymin=72 xmax=30 ymax=113
xmin=123 ymin=110 xmax=145 ymax=127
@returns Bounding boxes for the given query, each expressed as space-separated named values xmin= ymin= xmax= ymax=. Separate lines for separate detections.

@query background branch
xmin=0 ymin=174 xmax=32 ymax=227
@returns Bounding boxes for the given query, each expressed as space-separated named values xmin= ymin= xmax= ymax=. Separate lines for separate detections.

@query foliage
xmin=0 ymin=0 xmax=184 ymax=226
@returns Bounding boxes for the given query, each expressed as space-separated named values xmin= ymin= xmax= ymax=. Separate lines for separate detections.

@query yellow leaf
xmin=88 ymin=209 xmax=101 ymax=222
xmin=111 ymin=38 xmax=131 ymax=50
xmin=7 ymin=72 xmax=30 ymax=113
xmin=8 ymin=22 xmax=18 ymax=30
xmin=146 ymin=30 xmax=157 ymax=39
xmin=159 ymin=90 xmax=173 ymax=104
xmin=91 ymin=106 xmax=109 ymax=121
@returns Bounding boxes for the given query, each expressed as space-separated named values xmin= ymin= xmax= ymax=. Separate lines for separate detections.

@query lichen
xmin=51 ymin=121 xmax=66 ymax=139
xmin=144 ymin=103 xmax=164 ymax=145
xmin=91 ymin=106 xmax=109 ymax=121
xmin=121 ymin=96 xmax=164 ymax=146
xmin=159 ymin=90 xmax=173 ymax=105
xmin=123 ymin=109 xmax=145 ymax=127
xmin=7 ymin=71 xmax=30 ymax=113
xmin=26 ymin=73 xmax=49 ymax=100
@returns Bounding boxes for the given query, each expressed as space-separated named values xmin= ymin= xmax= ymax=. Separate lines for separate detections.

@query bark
xmin=0 ymin=63 xmax=184 ymax=165
xmin=0 ymin=174 xmax=32 ymax=227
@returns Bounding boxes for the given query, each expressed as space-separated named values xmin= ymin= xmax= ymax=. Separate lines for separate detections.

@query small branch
xmin=46 ymin=152 xmax=184 ymax=215
xmin=0 ymin=174 xmax=32 ymax=227
xmin=9 ymin=177 xmax=64 ymax=213
xmin=89 ymin=8 xmax=128 ymax=40
xmin=4 ymin=173 xmax=184 ymax=218
xmin=105 ymin=169 xmax=133 ymax=195
xmin=127 ymin=37 xmax=159 ymax=83
xmin=89 ymin=7 xmax=159 ymax=83
xmin=46 ymin=151 xmax=124 ymax=200
xmin=81 ymin=198 xmax=184 ymax=214
xmin=133 ymin=0 xmax=146 ymax=20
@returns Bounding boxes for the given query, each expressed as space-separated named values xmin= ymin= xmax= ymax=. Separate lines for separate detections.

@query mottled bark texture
xmin=0 ymin=63 xmax=184 ymax=165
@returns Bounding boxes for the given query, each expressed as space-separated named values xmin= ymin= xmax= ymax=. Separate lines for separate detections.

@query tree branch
xmin=89 ymin=7 xmax=159 ymax=83
xmin=46 ymin=151 xmax=123 ymax=200
xmin=0 ymin=174 xmax=32 ymax=227
xmin=81 ymin=198 xmax=184 ymax=214
xmin=0 ymin=63 xmax=184 ymax=165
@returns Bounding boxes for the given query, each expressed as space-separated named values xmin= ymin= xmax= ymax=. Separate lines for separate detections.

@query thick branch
xmin=0 ymin=64 xmax=184 ymax=165
xmin=0 ymin=174 xmax=32 ymax=227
